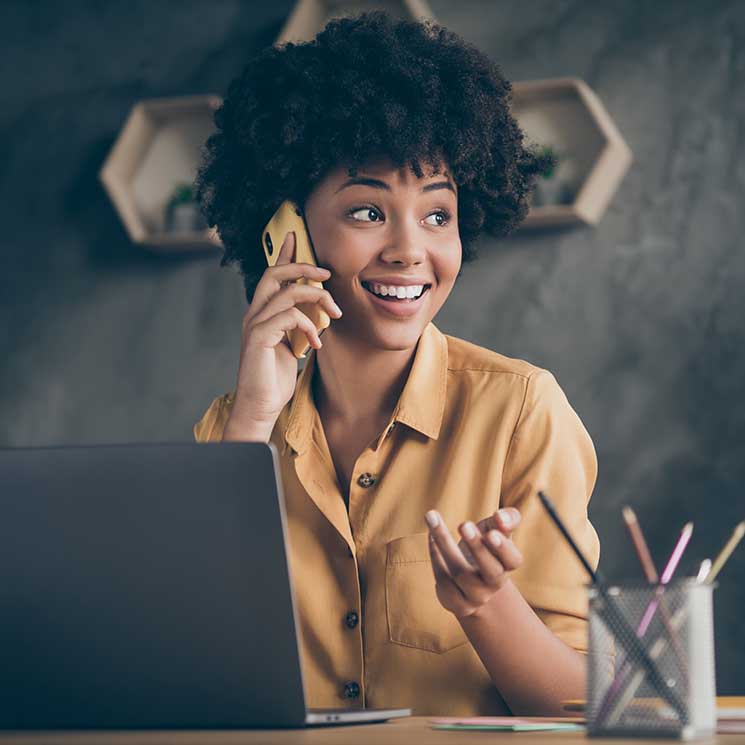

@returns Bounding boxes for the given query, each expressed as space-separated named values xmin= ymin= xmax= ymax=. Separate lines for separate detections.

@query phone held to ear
xmin=262 ymin=199 xmax=331 ymax=359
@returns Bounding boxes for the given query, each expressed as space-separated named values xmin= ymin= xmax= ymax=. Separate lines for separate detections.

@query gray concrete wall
xmin=1 ymin=1 xmax=743 ymax=694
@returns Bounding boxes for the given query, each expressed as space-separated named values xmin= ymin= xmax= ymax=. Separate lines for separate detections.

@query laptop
xmin=0 ymin=442 xmax=411 ymax=729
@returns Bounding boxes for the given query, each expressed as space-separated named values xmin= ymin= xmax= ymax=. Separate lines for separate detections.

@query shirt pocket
xmin=385 ymin=532 xmax=469 ymax=654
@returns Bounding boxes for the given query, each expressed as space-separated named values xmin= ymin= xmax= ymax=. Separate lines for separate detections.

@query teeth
xmin=369 ymin=283 xmax=425 ymax=299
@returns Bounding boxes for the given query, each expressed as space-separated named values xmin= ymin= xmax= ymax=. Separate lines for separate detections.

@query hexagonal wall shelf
xmin=275 ymin=0 xmax=434 ymax=44
xmin=511 ymin=77 xmax=632 ymax=228
xmin=100 ymin=95 xmax=223 ymax=253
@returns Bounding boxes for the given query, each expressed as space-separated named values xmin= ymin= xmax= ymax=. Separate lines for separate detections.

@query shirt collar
xmin=283 ymin=321 xmax=448 ymax=455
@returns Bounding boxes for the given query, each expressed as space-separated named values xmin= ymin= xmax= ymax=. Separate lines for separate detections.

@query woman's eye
xmin=348 ymin=207 xmax=450 ymax=226
xmin=424 ymin=210 xmax=450 ymax=227
xmin=349 ymin=207 xmax=382 ymax=222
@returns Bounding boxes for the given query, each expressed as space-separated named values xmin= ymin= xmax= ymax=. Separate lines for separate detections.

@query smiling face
xmin=302 ymin=157 xmax=462 ymax=352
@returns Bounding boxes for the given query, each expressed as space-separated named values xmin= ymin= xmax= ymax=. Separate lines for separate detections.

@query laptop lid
xmin=0 ymin=442 xmax=310 ymax=729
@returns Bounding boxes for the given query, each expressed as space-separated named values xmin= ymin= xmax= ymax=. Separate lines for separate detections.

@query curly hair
xmin=195 ymin=10 xmax=553 ymax=303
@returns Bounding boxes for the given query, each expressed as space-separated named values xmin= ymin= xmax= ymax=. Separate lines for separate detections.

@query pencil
xmin=537 ymin=491 xmax=686 ymax=721
xmin=622 ymin=506 xmax=658 ymax=582
xmin=705 ymin=521 xmax=745 ymax=583
xmin=637 ymin=521 xmax=693 ymax=636
xmin=597 ymin=520 xmax=694 ymax=728
xmin=659 ymin=521 xmax=694 ymax=584
xmin=621 ymin=507 xmax=688 ymax=674
xmin=696 ymin=558 xmax=712 ymax=583
xmin=537 ymin=490 xmax=600 ymax=581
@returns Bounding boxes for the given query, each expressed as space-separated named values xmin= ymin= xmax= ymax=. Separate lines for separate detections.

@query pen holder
xmin=586 ymin=580 xmax=716 ymax=739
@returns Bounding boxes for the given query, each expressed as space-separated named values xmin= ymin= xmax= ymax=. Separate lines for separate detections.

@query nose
xmin=378 ymin=217 xmax=426 ymax=266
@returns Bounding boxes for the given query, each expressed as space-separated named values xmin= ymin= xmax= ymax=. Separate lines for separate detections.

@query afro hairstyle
xmin=195 ymin=10 xmax=553 ymax=303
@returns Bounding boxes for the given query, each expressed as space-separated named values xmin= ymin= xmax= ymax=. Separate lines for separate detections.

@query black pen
xmin=537 ymin=490 xmax=687 ymax=723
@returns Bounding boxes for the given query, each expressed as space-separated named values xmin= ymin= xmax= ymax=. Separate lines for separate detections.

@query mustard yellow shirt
xmin=193 ymin=322 xmax=600 ymax=716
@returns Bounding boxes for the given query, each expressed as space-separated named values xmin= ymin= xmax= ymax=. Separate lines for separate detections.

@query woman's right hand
xmin=222 ymin=231 xmax=343 ymax=442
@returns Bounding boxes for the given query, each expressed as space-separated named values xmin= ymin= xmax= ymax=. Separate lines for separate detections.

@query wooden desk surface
xmin=1 ymin=717 xmax=744 ymax=745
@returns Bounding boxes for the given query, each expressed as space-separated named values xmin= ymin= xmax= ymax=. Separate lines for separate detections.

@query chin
xmin=365 ymin=320 xmax=428 ymax=352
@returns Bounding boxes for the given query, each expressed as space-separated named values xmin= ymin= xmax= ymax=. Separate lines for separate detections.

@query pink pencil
xmin=595 ymin=521 xmax=694 ymax=728
xmin=621 ymin=508 xmax=688 ymax=673
xmin=637 ymin=521 xmax=693 ymax=635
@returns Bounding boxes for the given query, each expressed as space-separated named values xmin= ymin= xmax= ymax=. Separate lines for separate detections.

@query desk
xmin=1 ymin=718 xmax=744 ymax=745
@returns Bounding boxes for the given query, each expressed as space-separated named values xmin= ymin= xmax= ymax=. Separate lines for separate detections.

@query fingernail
xmin=332 ymin=303 xmax=342 ymax=315
xmin=498 ymin=509 xmax=512 ymax=527
xmin=462 ymin=522 xmax=477 ymax=540
xmin=318 ymin=267 xmax=331 ymax=275
xmin=425 ymin=510 xmax=440 ymax=529
xmin=488 ymin=530 xmax=502 ymax=547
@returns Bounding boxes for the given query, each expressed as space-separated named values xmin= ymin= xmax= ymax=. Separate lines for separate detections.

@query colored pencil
xmin=537 ymin=491 xmax=686 ymax=721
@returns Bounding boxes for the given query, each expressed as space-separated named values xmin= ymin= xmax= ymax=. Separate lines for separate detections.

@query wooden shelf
xmin=99 ymin=75 xmax=628 ymax=257
xmin=275 ymin=0 xmax=434 ymax=45
xmin=100 ymin=95 xmax=223 ymax=253
xmin=511 ymin=77 xmax=632 ymax=228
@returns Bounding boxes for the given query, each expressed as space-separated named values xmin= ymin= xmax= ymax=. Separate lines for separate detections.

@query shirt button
xmin=357 ymin=472 xmax=376 ymax=488
xmin=345 ymin=610 xmax=359 ymax=629
xmin=343 ymin=681 xmax=360 ymax=699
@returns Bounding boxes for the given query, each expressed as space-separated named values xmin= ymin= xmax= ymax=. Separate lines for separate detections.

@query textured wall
xmin=1 ymin=1 xmax=743 ymax=694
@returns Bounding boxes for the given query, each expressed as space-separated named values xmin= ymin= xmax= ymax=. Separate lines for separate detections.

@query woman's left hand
xmin=425 ymin=508 xmax=523 ymax=620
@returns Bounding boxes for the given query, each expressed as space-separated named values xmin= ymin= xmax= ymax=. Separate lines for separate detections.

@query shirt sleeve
xmin=193 ymin=393 xmax=234 ymax=443
xmin=501 ymin=369 xmax=600 ymax=653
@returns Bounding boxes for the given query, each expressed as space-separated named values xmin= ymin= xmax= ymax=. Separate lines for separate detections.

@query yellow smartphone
xmin=262 ymin=199 xmax=331 ymax=359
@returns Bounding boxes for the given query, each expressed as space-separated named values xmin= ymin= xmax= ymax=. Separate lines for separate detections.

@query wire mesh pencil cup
xmin=586 ymin=580 xmax=716 ymax=739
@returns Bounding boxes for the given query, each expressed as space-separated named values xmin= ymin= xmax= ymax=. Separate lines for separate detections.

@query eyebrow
xmin=335 ymin=176 xmax=456 ymax=195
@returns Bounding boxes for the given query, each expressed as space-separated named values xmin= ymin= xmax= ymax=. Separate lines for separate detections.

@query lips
xmin=362 ymin=282 xmax=431 ymax=318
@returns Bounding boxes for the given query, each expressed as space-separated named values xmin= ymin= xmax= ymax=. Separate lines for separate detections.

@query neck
xmin=312 ymin=328 xmax=418 ymax=429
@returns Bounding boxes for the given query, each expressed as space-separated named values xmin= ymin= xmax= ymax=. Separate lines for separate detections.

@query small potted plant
xmin=164 ymin=182 xmax=208 ymax=233
xmin=532 ymin=145 xmax=574 ymax=207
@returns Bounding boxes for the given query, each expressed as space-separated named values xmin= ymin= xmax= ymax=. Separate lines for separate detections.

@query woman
xmin=193 ymin=11 xmax=599 ymax=717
